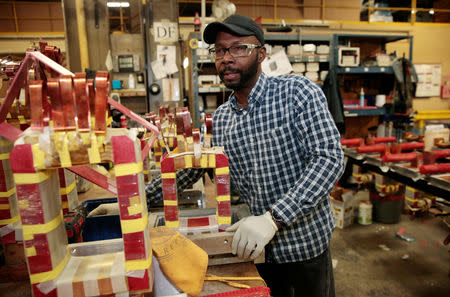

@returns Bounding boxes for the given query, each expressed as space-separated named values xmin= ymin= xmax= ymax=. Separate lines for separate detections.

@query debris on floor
xmin=395 ymin=227 xmax=415 ymax=242
xmin=378 ymin=244 xmax=390 ymax=251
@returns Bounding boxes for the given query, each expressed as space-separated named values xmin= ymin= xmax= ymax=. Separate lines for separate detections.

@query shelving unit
xmin=332 ymin=33 xmax=413 ymax=138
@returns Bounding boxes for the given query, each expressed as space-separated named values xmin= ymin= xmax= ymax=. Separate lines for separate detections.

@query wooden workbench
xmin=78 ymin=181 xmax=266 ymax=296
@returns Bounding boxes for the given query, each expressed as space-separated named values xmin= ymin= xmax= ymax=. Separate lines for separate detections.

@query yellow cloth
xmin=150 ymin=226 xmax=208 ymax=297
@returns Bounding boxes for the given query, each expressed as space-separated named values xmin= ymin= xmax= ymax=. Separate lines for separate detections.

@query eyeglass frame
xmin=208 ymin=43 xmax=262 ymax=60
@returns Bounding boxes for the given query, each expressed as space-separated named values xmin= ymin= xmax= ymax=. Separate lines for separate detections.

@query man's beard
xmin=218 ymin=56 xmax=259 ymax=90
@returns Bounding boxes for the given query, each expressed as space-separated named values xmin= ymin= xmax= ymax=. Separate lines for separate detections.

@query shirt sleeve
xmin=145 ymin=168 xmax=207 ymax=209
xmin=271 ymin=82 xmax=345 ymax=226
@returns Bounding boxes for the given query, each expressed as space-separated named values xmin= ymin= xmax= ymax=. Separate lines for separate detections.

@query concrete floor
xmin=332 ymin=213 xmax=449 ymax=297
xmin=1 ymin=213 xmax=448 ymax=297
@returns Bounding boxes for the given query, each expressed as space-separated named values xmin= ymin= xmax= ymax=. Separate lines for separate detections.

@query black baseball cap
xmin=203 ymin=14 xmax=265 ymax=45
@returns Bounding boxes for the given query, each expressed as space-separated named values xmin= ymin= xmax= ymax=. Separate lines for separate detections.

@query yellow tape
xmin=121 ymin=212 xmax=148 ymax=234
xmin=215 ymin=167 xmax=229 ymax=175
xmin=405 ymin=196 xmax=417 ymax=202
xmin=217 ymin=216 xmax=231 ymax=225
xmin=216 ymin=195 xmax=230 ymax=202
xmin=0 ymin=139 xmax=12 ymax=146
xmin=163 ymin=200 xmax=178 ymax=206
xmin=60 ymin=181 xmax=76 ymax=195
xmin=88 ymin=134 xmax=101 ymax=164
xmin=127 ymin=196 xmax=143 ymax=216
xmin=184 ymin=155 xmax=192 ymax=168
xmin=125 ymin=251 xmax=152 ymax=271
xmin=200 ymin=154 xmax=208 ymax=168
xmin=14 ymin=171 xmax=53 ymax=184
xmin=80 ymin=131 xmax=91 ymax=145
xmin=26 ymin=246 xmax=37 ymax=257
xmin=54 ymin=132 xmax=72 ymax=168
xmin=29 ymin=251 xmax=70 ymax=284
xmin=154 ymin=152 xmax=162 ymax=156
xmin=96 ymin=134 xmax=106 ymax=152
xmin=209 ymin=154 xmax=216 ymax=168
xmin=0 ymin=153 xmax=10 ymax=160
xmin=18 ymin=115 xmax=27 ymax=124
xmin=0 ymin=204 xmax=10 ymax=210
xmin=165 ymin=220 xmax=179 ymax=228
xmin=143 ymin=170 xmax=149 ymax=175
xmin=61 ymin=200 xmax=68 ymax=209
xmin=0 ymin=214 xmax=20 ymax=225
xmin=22 ymin=211 xmax=63 ymax=241
xmin=31 ymin=143 xmax=46 ymax=170
xmin=114 ymin=162 xmax=143 ymax=177
xmin=405 ymin=186 xmax=417 ymax=192
xmin=0 ymin=187 xmax=15 ymax=197
xmin=161 ymin=172 xmax=176 ymax=179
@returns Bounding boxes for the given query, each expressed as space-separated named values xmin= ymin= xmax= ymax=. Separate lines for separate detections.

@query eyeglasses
xmin=209 ymin=44 xmax=262 ymax=60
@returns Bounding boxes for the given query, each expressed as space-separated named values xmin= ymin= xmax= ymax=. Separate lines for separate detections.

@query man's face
xmin=214 ymin=31 xmax=265 ymax=90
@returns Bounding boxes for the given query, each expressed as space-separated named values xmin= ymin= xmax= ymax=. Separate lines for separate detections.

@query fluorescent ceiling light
xmin=107 ymin=2 xmax=130 ymax=8
xmin=429 ymin=9 xmax=435 ymax=15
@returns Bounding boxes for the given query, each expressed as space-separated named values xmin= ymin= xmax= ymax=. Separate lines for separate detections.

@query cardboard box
xmin=331 ymin=191 xmax=355 ymax=229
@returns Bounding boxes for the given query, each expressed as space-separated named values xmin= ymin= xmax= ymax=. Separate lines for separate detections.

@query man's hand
xmin=226 ymin=211 xmax=278 ymax=259
xmin=88 ymin=203 xmax=120 ymax=216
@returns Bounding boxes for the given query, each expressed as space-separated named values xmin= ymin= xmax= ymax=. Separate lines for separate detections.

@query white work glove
xmin=88 ymin=203 xmax=120 ymax=216
xmin=226 ymin=211 xmax=278 ymax=259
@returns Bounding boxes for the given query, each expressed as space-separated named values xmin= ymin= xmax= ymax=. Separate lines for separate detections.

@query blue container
xmin=112 ymin=80 xmax=122 ymax=90
xmin=81 ymin=198 xmax=122 ymax=242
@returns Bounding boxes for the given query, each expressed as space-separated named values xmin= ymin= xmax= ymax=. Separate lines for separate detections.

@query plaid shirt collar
xmin=229 ymin=72 xmax=268 ymax=112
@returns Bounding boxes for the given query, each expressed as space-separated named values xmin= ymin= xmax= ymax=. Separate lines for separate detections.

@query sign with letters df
xmin=153 ymin=22 xmax=178 ymax=42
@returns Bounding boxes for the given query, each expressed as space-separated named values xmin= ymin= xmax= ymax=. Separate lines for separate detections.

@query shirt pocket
xmin=254 ymin=123 xmax=296 ymax=167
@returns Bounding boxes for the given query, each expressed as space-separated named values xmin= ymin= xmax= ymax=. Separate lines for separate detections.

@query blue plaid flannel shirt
xmin=146 ymin=72 xmax=344 ymax=263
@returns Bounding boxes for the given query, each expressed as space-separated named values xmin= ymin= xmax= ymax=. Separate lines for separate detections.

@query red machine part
xmin=391 ymin=142 xmax=425 ymax=153
xmin=341 ymin=138 xmax=363 ymax=147
xmin=357 ymin=144 xmax=387 ymax=154
xmin=47 ymin=78 xmax=64 ymax=131
xmin=59 ymin=75 xmax=76 ymax=130
xmin=419 ymin=163 xmax=450 ymax=175
xmin=29 ymin=80 xmax=45 ymax=130
xmin=381 ymin=152 xmax=419 ymax=163
xmin=366 ymin=136 xmax=397 ymax=145
xmin=94 ymin=71 xmax=109 ymax=133
xmin=73 ymin=73 xmax=90 ymax=132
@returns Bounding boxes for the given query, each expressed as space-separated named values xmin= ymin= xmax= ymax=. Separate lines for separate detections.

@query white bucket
xmin=375 ymin=94 xmax=386 ymax=107
xmin=358 ymin=200 xmax=373 ymax=225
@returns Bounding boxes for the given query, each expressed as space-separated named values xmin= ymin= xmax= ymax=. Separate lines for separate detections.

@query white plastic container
xmin=358 ymin=200 xmax=373 ymax=225
xmin=128 ymin=73 xmax=135 ymax=89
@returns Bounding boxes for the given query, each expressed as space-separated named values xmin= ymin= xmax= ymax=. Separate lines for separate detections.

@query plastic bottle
xmin=194 ymin=12 xmax=201 ymax=32
xmin=359 ymin=87 xmax=365 ymax=107
xmin=128 ymin=73 xmax=135 ymax=89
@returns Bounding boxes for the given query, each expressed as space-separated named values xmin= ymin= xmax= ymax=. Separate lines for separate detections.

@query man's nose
xmin=221 ymin=49 xmax=235 ymax=62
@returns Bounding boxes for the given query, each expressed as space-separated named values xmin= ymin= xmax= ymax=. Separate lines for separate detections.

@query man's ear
xmin=258 ymin=46 xmax=266 ymax=62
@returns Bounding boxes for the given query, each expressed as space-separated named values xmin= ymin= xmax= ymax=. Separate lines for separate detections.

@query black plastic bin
xmin=370 ymin=191 xmax=404 ymax=224
xmin=81 ymin=198 xmax=122 ymax=241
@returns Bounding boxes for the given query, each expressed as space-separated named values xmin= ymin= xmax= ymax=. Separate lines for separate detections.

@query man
xmin=91 ymin=14 xmax=344 ymax=297
xmin=201 ymin=14 xmax=344 ymax=297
